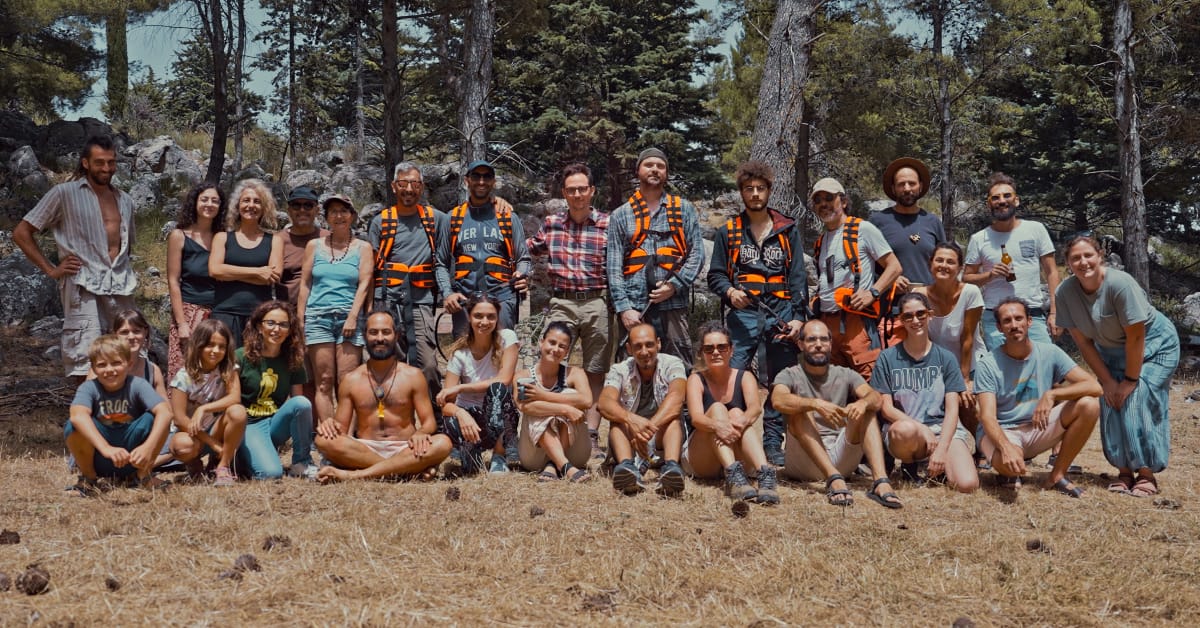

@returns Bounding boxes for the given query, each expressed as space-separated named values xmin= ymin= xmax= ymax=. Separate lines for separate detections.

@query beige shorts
xmin=355 ymin=438 xmax=411 ymax=460
xmin=60 ymin=277 xmax=136 ymax=377
xmin=547 ymin=295 xmax=614 ymax=374
xmin=978 ymin=403 xmax=1067 ymax=460
xmin=783 ymin=429 xmax=864 ymax=481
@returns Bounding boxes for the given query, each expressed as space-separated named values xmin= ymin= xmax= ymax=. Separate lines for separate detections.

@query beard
xmin=991 ymin=205 xmax=1016 ymax=221
xmin=803 ymin=352 xmax=830 ymax=367
xmin=897 ymin=191 xmax=920 ymax=207
xmin=367 ymin=342 xmax=397 ymax=360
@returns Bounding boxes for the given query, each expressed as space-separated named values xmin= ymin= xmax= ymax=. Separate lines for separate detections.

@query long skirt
xmin=168 ymin=301 xmax=211 ymax=383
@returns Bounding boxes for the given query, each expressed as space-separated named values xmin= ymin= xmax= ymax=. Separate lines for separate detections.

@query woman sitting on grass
xmin=684 ymin=322 xmax=778 ymax=505
xmin=168 ymin=318 xmax=246 ymax=487
xmin=435 ymin=294 xmax=519 ymax=475
xmin=514 ymin=322 xmax=593 ymax=482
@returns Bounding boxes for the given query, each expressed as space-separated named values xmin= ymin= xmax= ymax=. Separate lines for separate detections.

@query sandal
xmin=137 ymin=475 xmax=172 ymax=491
xmin=537 ymin=464 xmax=559 ymax=482
xmin=866 ymin=477 xmax=903 ymax=509
xmin=997 ymin=475 xmax=1022 ymax=489
xmin=825 ymin=473 xmax=853 ymax=507
xmin=1130 ymin=476 xmax=1159 ymax=498
xmin=1049 ymin=477 xmax=1084 ymax=498
xmin=562 ymin=463 xmax=592 ymax=483
xmin=1107 ymin=474 xmax=1134 ymax=494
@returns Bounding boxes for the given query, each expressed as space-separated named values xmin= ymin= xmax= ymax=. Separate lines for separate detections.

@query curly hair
xmin=241 ymin=300 xmax=305 ymax=371
xmin=177 ymin=183 xmax=227 ymax=230
xmin=226 ymin=178 xmax=279 ymax=231
xmin=447 ymin=294 xmax=504 ymax=367
xmin=987 ymin=172 xmax=1017 ymax=195
xmin=735 ymin=160 xmax=774 ymax=189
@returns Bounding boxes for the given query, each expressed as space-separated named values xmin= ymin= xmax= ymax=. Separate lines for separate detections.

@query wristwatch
xmin=869 ymin=287 xmax=880 ymax=299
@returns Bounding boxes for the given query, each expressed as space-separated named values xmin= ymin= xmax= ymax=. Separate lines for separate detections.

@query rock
xmin=29 ymin=316 xmax=64 ymax=340
xmin=327 ymin=162 xmax=388 ymax=205
xmin=8 ymin=145 xmax=42 ymax=178
xmin=43 ymin=345 xmax=61 ymax=362
xmin=36 ymin=117 xmax=120 ymax=165
xmin=159 ymin=220 xmax=178 ymax=241
xmin=16 ymin=565 xmax=50 ymax=595
xmin=0 ymin=528 xmax=20 ymax=544
xmin=217 ymin=570 xmax=243 ymax=581
xmin=0 ymin=255 xmax=61 ymax=323
xmin=309 ymin=150 xmax=345 ymax=171
xmin=233 ymin=164 xmax=268 ymax=182
xmin=0 ymin=111 xmax=38 ymax=146
xmin=147 ymin=266 xmax=161 ymax=278
xmin=233 ymin=554 xmax=261 ymax=572
xmin=1181 ymin=292 xmax=1200 ymax=332
xmin=952 ymin=617 xmax=976 ymax=628
xmin=1025 ymin=538 xmax=1049 ymax=554
xmin=128 ymin=174 xmax=164 ymax=214
xmin=1148 ymin=236 xmax=1164 ymax=265
xmin=1153 ymin=497 xmax=1181 ymax=510
xmin=284 ymin=169 xmax=327 ymax=192
xmin=104 ymin=576 xmax=121 ymax=591
xmin=445 ymin=486 xmax=461 ymax=501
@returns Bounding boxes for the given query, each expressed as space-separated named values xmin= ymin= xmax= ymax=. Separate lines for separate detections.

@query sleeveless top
xmin=535 ymin=364 xmax=568 ymax=393
xmin=306 ymin=240 xmax=362 ymax=314
xmin=702 ymin=368 xmax=747 ymax=413
xmin=213 ymin=231 xmax=273 ymax=317
xmin=179 ymin=233 xmax=215 ymax=306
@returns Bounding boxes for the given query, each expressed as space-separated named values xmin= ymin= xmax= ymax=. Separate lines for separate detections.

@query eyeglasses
xmin=899 ymin=310 xmax=930 ymax=322
xmin=701 ymin=343 xmax=731 ymax=354
xmin=289 ymin=201 xmax=317 ymax=210
xmin=262 ymin=320 xmax=291 ymax=329
xmin=467 ymin=172 xmax=495 ymax=181
xmin=741 ymin=185 xmax=769 ymax=194
xmin=564 ymin=186 xmax=591 ymax=196
xmin=393 ymin=180 xmax=422 ymax=189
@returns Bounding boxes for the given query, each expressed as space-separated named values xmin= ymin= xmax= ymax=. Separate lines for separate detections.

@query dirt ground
xmin=2 ymin=323 xmax=1199 ymax=625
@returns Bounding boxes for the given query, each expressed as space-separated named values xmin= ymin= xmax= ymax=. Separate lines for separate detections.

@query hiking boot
xmin=460 ymin=446 xmax=483 ymax=476
xmin=756 ymin=465 xmax=780 ymax=505
xmin=589 ymin=431 xmax=605 ymax=460
xmin=724 ymin=461 xmax=757 ymax=501
xmin=612 ymin=459 xmax=645 ymax=495
xmin=489 ymin=452 xmax=510 ymax=474
xmin=656 ymin=460 xmax=686 ymax=498
xmin=763 ymin=442 xmax=785 ymax=467
xmin=68 ymin=475 xmax=101 ymax=498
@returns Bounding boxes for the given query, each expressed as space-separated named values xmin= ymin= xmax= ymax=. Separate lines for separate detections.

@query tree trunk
xmin=196 ymin=0 xmax=228 ymax=183
xmin=353 ymin=0 xmax=366 ymax=159
xmin=1114 ymin=0 xmax=1148 ymax=285
xmin=932 ymin=0 xmax=955 ymax=239
xmin=287 ymin=0 xmax=296 ymax=165
xmin=458 ymin=0 xmax=495 ymax=176
xmin=381 ymin=0 xmax=404 ymax=179
xmin=231 ymin=0 xmax=246 ymax=173
xmin=748 ymin=0 xmax=815 ymax=218
xmin=105 ymin=8 xmax=129 ymax=123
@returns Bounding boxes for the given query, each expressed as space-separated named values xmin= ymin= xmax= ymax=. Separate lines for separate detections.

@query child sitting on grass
xmin=65 ymin=335 xmax=174 ymax=495
xmin=168 ymin=319 xmax=247 ymax=487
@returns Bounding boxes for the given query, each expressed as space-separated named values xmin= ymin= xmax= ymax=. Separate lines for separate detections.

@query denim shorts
xmin=304 ymin=310 xmax=365 ymax=346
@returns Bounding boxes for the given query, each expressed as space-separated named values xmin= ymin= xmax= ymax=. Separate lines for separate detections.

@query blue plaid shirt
xmin=605 ymin=194 xmax=704 ymax=313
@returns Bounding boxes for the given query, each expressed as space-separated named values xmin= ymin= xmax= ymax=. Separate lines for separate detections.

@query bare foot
xmin=415 ymin=466 xmax=438 ymax=482
xmin=317 ymin=466 xmax=350 ymax=484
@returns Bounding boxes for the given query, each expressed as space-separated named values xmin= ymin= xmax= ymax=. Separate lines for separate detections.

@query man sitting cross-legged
xmin=316 ymin=311 xmax=451 ymax=482
xmin=975 ymin=297 xmax=1100 ymax=497
xmin=772 ymin=320 xmax=902 ymax=509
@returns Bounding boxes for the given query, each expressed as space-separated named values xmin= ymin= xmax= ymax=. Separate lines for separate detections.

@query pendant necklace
xmin=368 ymin=361 xmax=398 ymax=426
xmin=328 ymin=236 xmax=351 ymax=263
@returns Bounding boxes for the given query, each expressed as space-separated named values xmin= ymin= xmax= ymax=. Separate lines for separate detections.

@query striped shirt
xmin=605 ymin=194 xmax=704 ymax=313
xmin=526 ymin=209 xmax=610 ymax=292
xmin=23 ymin=179 xmax=137 ymax=295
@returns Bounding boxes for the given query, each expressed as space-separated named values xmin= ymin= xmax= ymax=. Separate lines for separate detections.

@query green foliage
xmin=707 ymin=0 xmax=773 ymax=171
xmin=163 ymin=34 xmax=264 ymax=132
xmin=0 ymin=1 xmax=100 ymax=118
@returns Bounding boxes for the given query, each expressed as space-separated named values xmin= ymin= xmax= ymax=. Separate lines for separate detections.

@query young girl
xmin=168 ymin=319 xmax=247 ymax=487
xmin=92 ymin=310 xmax=168 ymax=399
xmin=514 ymin=322 xmax=593 ymax=482
xmin=436 ymin=294 xmax=520 ymax=475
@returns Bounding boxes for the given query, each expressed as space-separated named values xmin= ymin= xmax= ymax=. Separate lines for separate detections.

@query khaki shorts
xmin=978 ymin=403 xmax=1067 ymax=460
xmin=783 ymin=429 xmax=863 ymax=481
xmin=547 ymin=295 xmax=614 ymax=374
xmin=61 ymin=277 xmax=136 ymax=377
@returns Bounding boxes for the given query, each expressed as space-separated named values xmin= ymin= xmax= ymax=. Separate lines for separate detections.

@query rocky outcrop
xmin=0 ymin=255 xmax=60 ymax=324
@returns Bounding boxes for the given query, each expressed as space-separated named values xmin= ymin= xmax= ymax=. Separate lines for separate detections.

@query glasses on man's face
xmin=394 ymin=180 xmax=422 ymax=190
xmin=900 ymin=310 xmax=930 ymax=323
xmin=262 ymin=319 xmax=291 ymax=330
xmin=701 ymin=343 xmax=731 ymax=354
xmin=741 ymin=185 xmax=769 ymax=195
xmin=467 ymin=172 xmax=495 ymax=181
xmin=289 ymin=201 xmax=317 ymax=211
xmin=564 ymin=186 xmax=591 ymax=196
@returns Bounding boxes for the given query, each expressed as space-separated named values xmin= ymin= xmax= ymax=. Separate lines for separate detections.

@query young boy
xmin=65 ymin=335 xmax=174 ymax=494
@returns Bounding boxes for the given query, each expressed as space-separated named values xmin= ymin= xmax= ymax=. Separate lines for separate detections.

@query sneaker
xmin=763 ymin=442 xmax=785 ymax=467
xmin=505 ymin=447 xmax=520 ymax=470
xmin=214 ymin=466 xmax=236 ymax=488
xmin=589 ymin=432 xmax=605 ymax=460
xmin=724 ymin=461 xmax=757 ymax=501
xmin=137 ymin=475 xmax=172 ymax=491
xmin=612 ymin=459 xmax=645 ymax=495
xmin=489 ymin=453 xmax=509 ymax=474
xmin=460 ymin=446 xmax=483 ymax=476
xmin=288 ymin=462 xmax=320 ymax=481
xmin=656 ymin=460 xmax=686 ymax=498
xmin=756 ymin=465 xmax=781 ymax=505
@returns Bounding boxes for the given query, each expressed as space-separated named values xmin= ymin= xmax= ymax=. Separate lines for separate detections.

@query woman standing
xmin=235 ymin=300 xmax=316 ymax=480
xmin=684 ymin=322 xmax=778 ymax=504
xmin=1056 ymin=235 xmax=1180 ymax=497
xmin=436 ymin=294 xmax=520 ymax=475
xmin=166 ymin=183 xmax=225 ymax=380
xmin=297 ymin=194 xmax=372 ymax=424
xmin=209 ymin=179 xmax=283 ymax=347
xmin=514 ymin=322 xmax=593 ymax=482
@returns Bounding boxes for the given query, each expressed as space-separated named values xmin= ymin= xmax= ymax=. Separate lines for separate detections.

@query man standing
xmin=869 ymin=157 xmax=946 ymax=291
xmin=526 ymin=163 xmax=612 ymax=459
xmin=369 ymin=163 xmax=448 ymax=395
xmin=772 ymin=320 xmax=902 ymax=508
xmin=810 ymin=177 xmax=902 ymax=379
xmin=279 ymin=185 xmax=329 ymax=304
xmin=964 ymin=173 xmax=1061 ymax=351
xmin=14 ymin=135 xmax=138 ymax=379
xmin=975 ymin=297 xmax=1099 ymax=496
xmin=708 ymin=160 xmax=807 ymax=466
xmin=315 ymin=311 xmax=452 ymax=482
xmin=606 ymin=148 xmax=704 ymax=368
xmin=598 ymin=323 xmax=687 ymax=497
xmin=438 ymin=160 xmax=530 ymax=334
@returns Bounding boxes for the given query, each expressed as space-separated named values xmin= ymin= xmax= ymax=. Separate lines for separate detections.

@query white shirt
xmin=447 ymin=328 xmax=520 ymax=407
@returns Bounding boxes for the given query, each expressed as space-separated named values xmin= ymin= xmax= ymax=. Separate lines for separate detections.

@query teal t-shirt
xmin=974 ymin=342 xmax=1077 ymax=427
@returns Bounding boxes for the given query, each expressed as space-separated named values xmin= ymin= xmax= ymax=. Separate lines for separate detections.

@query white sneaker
xmin=288 ymin=462 xmax=320 ymax=481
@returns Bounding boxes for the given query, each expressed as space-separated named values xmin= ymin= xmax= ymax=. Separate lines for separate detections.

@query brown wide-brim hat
xmin=882 ymin=157 xmax=930 ymax=202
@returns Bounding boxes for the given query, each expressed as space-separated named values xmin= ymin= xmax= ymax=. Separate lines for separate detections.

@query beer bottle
xmin=1000 ymin=245 xmax=1016 ymax=282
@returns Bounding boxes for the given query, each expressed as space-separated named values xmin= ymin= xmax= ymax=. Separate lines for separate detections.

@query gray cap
xmin=322 ymin=193 xmax=356 ymax=214
xmin=810 ymin=177 xmax=846 ymax=197
xmin=636 ymin=148 xmax=668 ymax=169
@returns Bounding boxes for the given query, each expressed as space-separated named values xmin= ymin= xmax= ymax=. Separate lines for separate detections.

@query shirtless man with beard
xmin=315 ymin=311 xmax=451 ymax=482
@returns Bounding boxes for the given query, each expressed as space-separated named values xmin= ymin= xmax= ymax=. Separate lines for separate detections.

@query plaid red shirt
xmin=526 ymin=209 xmax=610 ymax=292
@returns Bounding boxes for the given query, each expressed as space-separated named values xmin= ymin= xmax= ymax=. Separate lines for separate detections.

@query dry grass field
xmin=2 ymin=322 xmax=1200 ymax=625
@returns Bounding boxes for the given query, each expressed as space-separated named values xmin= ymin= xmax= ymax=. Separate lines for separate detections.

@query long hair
xmin=693 ymin=320 xmax=731 ymax=376
xmin=226 ymin=178 xmax=279 ymax=231
xmin=447 ymin=293 xmax=504 ymax=367
xmin=185 ymin=318 xmax=237 ymax=385
xmin=72 ymin=135 xmax=115 ymax=181
xmin=178 ymin=183 xmax=227 ymax=231
xmin=241 ymin=300 xmax=305 ymax=371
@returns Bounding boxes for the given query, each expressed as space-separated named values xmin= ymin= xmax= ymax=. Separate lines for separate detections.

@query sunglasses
xmin=899 ymin=310 xmax=930 ymax=322
xmin=467 ymin=172 xmax=495 ymax=181
xmin=701 ymin=343 xmax=731 ymax=354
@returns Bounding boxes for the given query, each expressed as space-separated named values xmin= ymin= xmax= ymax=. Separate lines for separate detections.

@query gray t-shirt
xmin=868 ymin=208 xmax=945 ymax=286
xmin=817 ymin=219 xmax=893 ymax=312
xmin=974 ymin=342 xmax=1078 ymax=427
xmin=774 ymin=364 xmax=865 ymax=439
xmin=870 ymin=343 xmax=965 ymax=426
xmin=965 ymin=219 xmax=1054 ymax=308
xmin=1055 ymin=268 xmax=1152 ymax=349
xmin=369 ymin=207 xmax=449 ymax=306
xmin=71 ymin=375 xmax=164 ymax=427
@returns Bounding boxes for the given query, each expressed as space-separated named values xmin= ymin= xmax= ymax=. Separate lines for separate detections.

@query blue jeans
xmin=64 ymin=411 xmax=156 ymax=478
xmin=980 ymin=308 xmax=1052 ymax=352
xmin=727 ymin=306 xmax=797 ymax=450
xmin=236 ymin=396 xmax=314 ymax=479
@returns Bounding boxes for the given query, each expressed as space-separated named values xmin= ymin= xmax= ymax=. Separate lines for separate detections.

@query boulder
xmin=0 ymin=111 xmax=38 ymax=146
xmin=326 ymin=162 xmax=388 ymax=205
xmin=0 ymin=255 xmax=61 ymax=323
xmin=36 ymin=118 xmax=121 ymax=164
xmin=1181 ymin=292 xmax=1200 ymax=332
xmin=127 ymin=136 xmax=207 ymax=190
xmin=284 ymin=169 xmax=328 ymax=192
xmin=310 ymin=150 xmax=345 ymax=171
xmin=29 ymin=316 xmax=63 ymax=341
xmin=1148 ymin=236 xmax=1164 ymax=265
xmin=7 ymin=145 xmax=42 ymax=178
xmin=128 ymin=174 xmax=165 ymax=214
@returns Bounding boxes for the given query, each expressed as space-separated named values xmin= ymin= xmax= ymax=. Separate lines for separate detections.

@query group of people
xmin=16 ymin=136 xmax=1179 ymax=506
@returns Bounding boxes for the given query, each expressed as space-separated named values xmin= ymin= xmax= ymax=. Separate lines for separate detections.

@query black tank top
xmin=212 ymin=231 xmax=273 ymax=317
xmin=702 ymin=368 xmax=747 ymax=413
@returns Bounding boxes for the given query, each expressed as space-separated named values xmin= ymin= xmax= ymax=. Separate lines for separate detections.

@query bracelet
xmin=1123 ymin=374 xmax=1139 ymax=383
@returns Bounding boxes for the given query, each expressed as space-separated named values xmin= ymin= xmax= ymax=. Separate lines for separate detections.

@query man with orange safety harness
xmin=606 ymin=148 xmax=705 ymax=369
xmin=369 ymin=162 xmax=449 ymax=395
xmin=708 ymin=160 xmax=808 ymax=466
